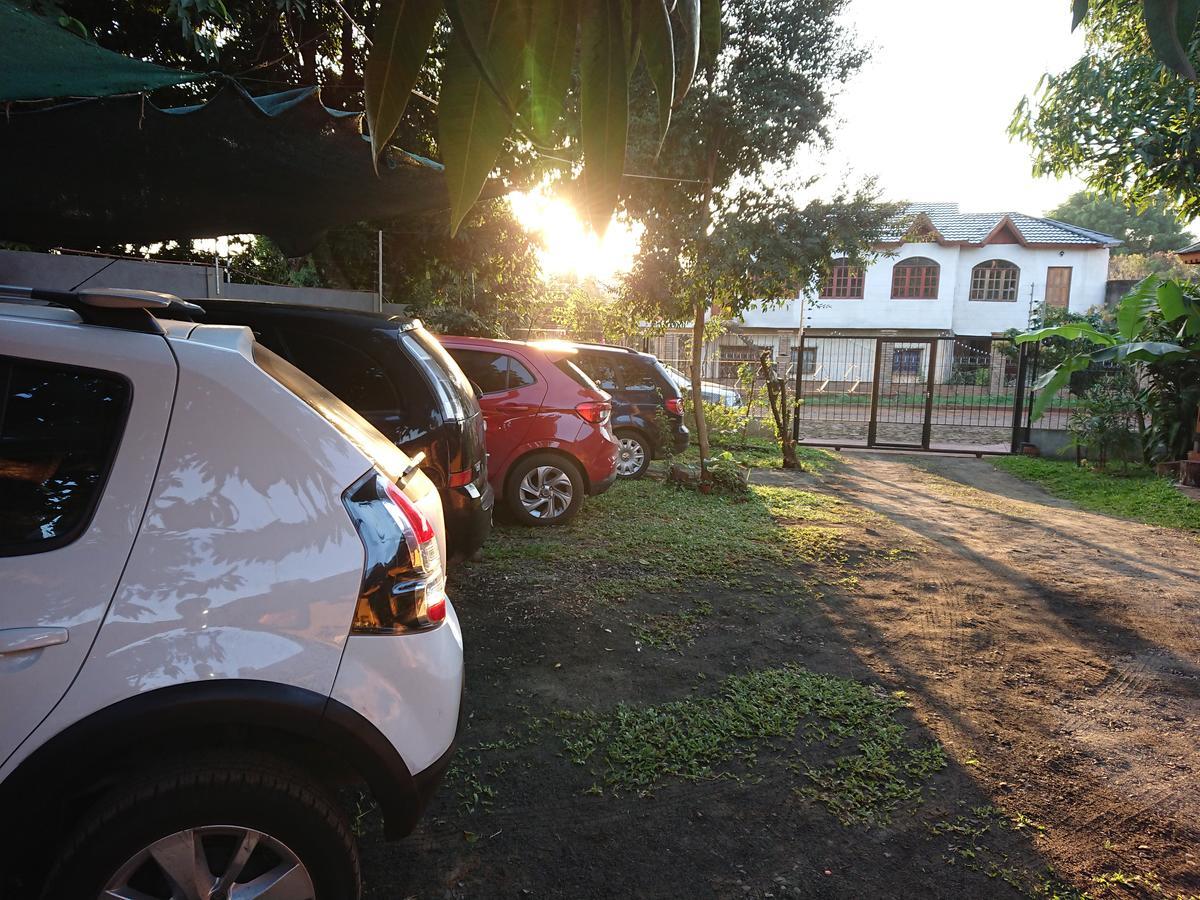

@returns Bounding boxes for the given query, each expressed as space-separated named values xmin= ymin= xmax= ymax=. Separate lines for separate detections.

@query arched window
xmin=970 ymin=260 xmax=1020 ymax=301
xmin=818 ymin=258 xmax=865 ymax=299
xmin=891 ymin=257 xmax=940 ymax=299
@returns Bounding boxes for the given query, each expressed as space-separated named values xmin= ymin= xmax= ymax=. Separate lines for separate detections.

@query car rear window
xmin=400 ymin=327 xmax=475 ymax=422
xmin=0 ymin=356 xmax=130 ymax=554
xmin=448 ymin=348 xmax=536 ymax=394
xmin=252 ymin=343 xmax=414 ymax=485
xmin=553 ymin=357 xmax=602 ymax=391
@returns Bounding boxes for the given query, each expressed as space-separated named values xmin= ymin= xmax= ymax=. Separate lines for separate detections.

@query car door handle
xmin=0 ymin=627 xmax=69 ymax=655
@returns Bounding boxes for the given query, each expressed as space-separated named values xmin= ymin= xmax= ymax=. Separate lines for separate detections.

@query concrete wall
xmin=741 ymin=242 xmax=1111 ymax=336
xmin=0 ymin=249 xmax=378 ymax=312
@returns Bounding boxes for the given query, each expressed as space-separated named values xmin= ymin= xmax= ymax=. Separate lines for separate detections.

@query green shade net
xmin=0 ymin=84 xmax=451 ymax=255
xmin=0 ymin=2 xmax=201 ymax=100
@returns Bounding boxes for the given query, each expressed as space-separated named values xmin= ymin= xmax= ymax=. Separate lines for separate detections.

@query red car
xmin=440 ymin=336 xmax=619 ymax=526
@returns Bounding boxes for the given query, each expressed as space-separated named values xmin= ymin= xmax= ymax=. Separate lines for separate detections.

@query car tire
xmin=507 ymin=452 xmax=584 ymax=526
xmin=614 ymin=428 xmax=652 ymax=479
xmin=41 ymin=754 xmax=360 ymax=900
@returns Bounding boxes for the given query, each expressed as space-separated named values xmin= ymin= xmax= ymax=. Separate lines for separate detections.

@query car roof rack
xmin=0 ymin=285 xmax=204 ymax=334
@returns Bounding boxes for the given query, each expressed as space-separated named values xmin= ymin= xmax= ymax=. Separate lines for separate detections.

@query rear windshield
xmin=400 ymin=326 xmax=477 ymax=422
xmin=554 ymin=357 xmax=602 ymax=391
xmin=653 ymin=361 xmax=685 ymax=398
xmin=252 ymin=343 xmax=413 ymax=484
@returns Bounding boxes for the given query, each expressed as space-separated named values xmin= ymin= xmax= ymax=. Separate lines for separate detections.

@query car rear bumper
xmin=442 ymin=478 xmax=494 ymax=563
xmin=590 ymin=465 xmax=618 ymax=495
xmin=330 ymin=601 xmax=464 ymax=836
xmin=669 ymin=421 xmax=690 ymax=456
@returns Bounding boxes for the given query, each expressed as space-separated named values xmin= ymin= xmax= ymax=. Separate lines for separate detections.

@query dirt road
xmin=771 ymin=452 xmax=1200 ymax=893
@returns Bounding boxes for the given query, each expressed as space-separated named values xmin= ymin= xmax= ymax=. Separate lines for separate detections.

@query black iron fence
xmin=520 ymin=327 xmax=1094 ymax=455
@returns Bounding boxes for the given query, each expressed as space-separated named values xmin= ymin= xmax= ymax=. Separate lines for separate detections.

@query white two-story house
xmin=647 ymin=203 xmax=1120 ymax=382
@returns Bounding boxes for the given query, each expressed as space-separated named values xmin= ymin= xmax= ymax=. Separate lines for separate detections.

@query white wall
xmin=739 ymin=242 xmax=1111 ymax=336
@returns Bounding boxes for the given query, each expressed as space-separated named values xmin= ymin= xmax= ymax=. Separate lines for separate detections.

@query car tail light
xmin=575 ymin=400 xmax=611 ymax=425
xmin=447 ymin=468 xmax=474 ymax=488
xmin=342 ymin=470 xmax=446 ymax=633
xmin=665 ymin=397 xmax=684 ymax=416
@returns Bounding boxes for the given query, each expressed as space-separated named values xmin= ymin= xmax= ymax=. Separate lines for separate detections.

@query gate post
xmin=867 ymin=338 xmax=883 ymax=447
xmin=1010 ymin=341 xmax=1030 ymax=453
xmin=792 ymin=331 xmax=805 ymax=442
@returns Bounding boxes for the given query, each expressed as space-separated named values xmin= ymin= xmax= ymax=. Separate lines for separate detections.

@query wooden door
xmin=1046 ymin=267 xmax=1073 ymax=308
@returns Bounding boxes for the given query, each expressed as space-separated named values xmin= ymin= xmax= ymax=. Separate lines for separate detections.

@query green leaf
xmin=1029 ymin=357 xmax=1091 ymax=421
xmin=699 ymin=0 xmax=720 ymax=70
xmin=439 ymin=0 xmax=529 ymax=235
xmin=579 ymin=0 xmax=628 ymax=233
xmin=445 ymin=0 xmax=526 ymax=120
xmin=639 ymin=0 xmax=674 ymax=155
xmin=1016 ymin=323 xmax=1115 ymax=345
xmin=525 ymin=0 xmax=579 ymax=145
xmin=1117 ymin=289 xmax=1154 ymax=341
xmin=1156 ymin=279 xmax=1187 ymax=319
xmin=57 ymin=14 xmax=90 ymax=39
xmin=1072 ymin=0 xmax=1089 ymax=29
xmin=1099 ymin=340 xmax=1191 ymax=362
xmin=364 ymin=0 xmax=444 ymax=167
xmin=1142 ymin=0 xmax=1198 ymax=78
xmin=673 ymin=0 xmax=700 ymax=104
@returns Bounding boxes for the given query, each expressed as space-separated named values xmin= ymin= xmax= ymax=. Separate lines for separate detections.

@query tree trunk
xmin=759 ymin=349 xmax=799 ymax=469
xmin=691 ymin=301 xmax=710 ymax=470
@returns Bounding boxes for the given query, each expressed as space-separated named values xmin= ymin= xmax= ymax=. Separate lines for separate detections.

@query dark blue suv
xmin=567 ymin=343 xmax=689 ymax=478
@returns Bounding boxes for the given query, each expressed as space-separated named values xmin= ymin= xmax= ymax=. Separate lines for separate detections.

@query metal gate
xmin=793 ymin=335 xmax=1032 ymax=454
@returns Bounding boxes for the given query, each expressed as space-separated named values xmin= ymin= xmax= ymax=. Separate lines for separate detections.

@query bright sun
xmin=508 ymin=187 xmax=640 ymax=283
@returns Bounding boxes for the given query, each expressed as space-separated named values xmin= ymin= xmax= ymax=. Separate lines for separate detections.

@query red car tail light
xmin=343 ymin=470 xmax=446 ymax=633
xmin=575 ymin=400 xmax=611 ymax=425
xmin=665 ymin=397 xmax=684 ymax=416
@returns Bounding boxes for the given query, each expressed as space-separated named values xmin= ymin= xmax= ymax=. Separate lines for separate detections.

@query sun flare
xmin=509 ymin=188 xmax=639 ymax=283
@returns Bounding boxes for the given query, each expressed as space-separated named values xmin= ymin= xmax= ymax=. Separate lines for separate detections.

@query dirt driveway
xmin=776 ymin=453 xmax=1200 ymax=895
xmin=359 ymin=452 xmax=1200 ymax=899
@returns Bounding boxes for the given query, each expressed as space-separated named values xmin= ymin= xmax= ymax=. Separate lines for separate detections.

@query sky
xmin=812 ymin=0 xmax=1088 ymax=217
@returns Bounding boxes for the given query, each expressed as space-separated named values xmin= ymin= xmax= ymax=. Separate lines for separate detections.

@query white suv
xmin=0 ymin=287 xmax=464 ymax=899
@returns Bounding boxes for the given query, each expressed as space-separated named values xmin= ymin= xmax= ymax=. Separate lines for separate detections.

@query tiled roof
xmin=1177 ymin=241 xmax=1200 ymax=255
xmin=882 ymin=203 xmax=1121 ymax=247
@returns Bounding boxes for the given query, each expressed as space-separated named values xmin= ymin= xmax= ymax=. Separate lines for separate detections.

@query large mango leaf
xmin=699 ymin=0 xmax=721 ymax=71
xmin=673 ymin=0 xmax=700 ymax=104
xmin=578 ymin=0 xmax=628 ymax=233
xmin=364 ymin=0 xmax=444 ymax=167
xmin=524 ymin=0 xmax=578 ymax=145
xmin=639 ymin=0 xmax=674 ymax=155
xmin=439 ymin=0 xmax=530 ymax=235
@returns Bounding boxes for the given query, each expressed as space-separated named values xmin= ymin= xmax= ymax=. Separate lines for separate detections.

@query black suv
xmin=188 ymin=299 xmax=492 ymax=562
xmin=567 ymin=343 xmax=689 ymax=478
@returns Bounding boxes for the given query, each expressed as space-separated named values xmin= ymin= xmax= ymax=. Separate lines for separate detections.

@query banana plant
xmin=364 ymin=0 xmax=721 ymax=237
xmin=1016 ymin=276 xmax=1200 ymax=420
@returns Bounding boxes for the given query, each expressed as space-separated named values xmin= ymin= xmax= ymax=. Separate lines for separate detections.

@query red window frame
xmin=818 ymin=261 xmax=865 ymax=299
xmin=891 ymin=258 xmax=940 ymax=299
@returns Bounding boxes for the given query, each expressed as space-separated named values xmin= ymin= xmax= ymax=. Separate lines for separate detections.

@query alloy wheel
xmin=102 ymin=825 xmax=315 ymax=900
xmin=517 ymin=465 xmax=574 ymax=519
xmin=616 ymin=437 xmax=646 ymax=477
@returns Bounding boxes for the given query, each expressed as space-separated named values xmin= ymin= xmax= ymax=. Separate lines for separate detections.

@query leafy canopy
xmin=365 ymin=0 xmax=722 ymax=236
xmin=619 ymin=0 xmax=890 ymax=327
xmin=1014 ymin=2 xmax=1200 ymax=217
xmin=1048 ymin=191 xmax=1193 ymax=255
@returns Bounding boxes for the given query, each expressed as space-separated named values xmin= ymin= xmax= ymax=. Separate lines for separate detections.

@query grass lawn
xmin=993 ymin=456 xmax=1200 ymax=532
xmin=672 ymin=435 xmax=838 ymax=471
